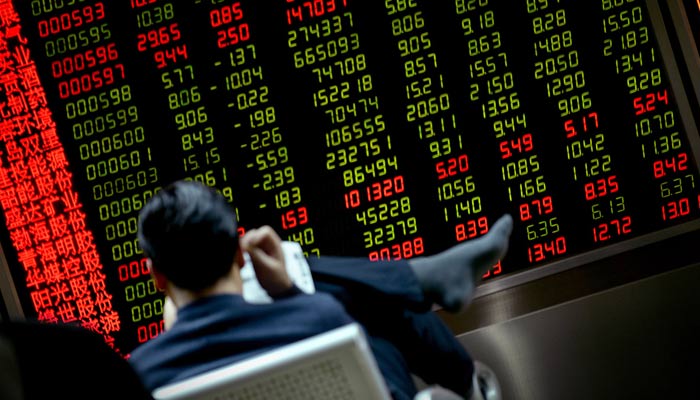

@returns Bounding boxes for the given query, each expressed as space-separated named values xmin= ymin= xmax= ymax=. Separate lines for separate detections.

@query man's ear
xmin=147 ymin=258 xmax=168 ymax=291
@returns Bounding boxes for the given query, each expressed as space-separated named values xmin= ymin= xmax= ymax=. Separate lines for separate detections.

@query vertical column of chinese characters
xmin=0 ymin=1 xmax=121 ymax=350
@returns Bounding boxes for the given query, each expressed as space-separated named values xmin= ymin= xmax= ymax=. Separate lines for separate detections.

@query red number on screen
xmin=584 ymin=175 xmax=619 ymax=200
xmin=519 ymin=195 xmax=554 ymax=221
xmin=592 ymin=216 xmax=632 ymax=242
xmin=369 ymin=237 xmax=424 ymax=261
xmin=652 ymin=152 xmax=688 ymax=178
xmin=661 ymin=198 xmax=691 ymax=220
xmin=436 ymin=155 xmax=469 ymax=180
xmin=455 ymin=216 xmax=488 ymax=242
xmin=527 ymin=236 xmax=566 ymax=263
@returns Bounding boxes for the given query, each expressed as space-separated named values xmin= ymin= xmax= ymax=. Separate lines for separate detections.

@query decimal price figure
xmin=285 ymin=0 xmax=417 ymax=260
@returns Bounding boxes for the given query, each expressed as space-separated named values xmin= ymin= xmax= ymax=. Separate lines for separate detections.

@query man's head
xmin=138 ymin=180 xmax=239 ymax=292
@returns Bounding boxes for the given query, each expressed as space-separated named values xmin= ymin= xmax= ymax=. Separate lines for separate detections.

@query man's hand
xmin=240 ymin=225 xmax=293 ymax=297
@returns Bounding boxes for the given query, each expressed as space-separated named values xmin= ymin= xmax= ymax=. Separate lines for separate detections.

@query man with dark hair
xmin=129 ymin=180 xmax=513 ymax=400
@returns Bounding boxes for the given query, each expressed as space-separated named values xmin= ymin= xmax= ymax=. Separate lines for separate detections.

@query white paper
xmin=241 ymin=241 xmax=315 ymax=303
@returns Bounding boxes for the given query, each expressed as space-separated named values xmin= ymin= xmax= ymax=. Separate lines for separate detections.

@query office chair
xmin=152 ymin=323 xmax=392 ymax=400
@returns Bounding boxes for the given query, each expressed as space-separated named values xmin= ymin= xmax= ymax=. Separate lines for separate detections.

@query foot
xmin=409 ymin=214 xmax=513 ymax=312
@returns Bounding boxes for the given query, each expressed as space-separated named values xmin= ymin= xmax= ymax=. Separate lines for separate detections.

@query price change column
xmin=284 ymin=0 xmax=425 ymax=261
xmin=199 ymin=1 xmax=322 ymax=256
xmin=524 ymin=1 xmax=635 ymax=254
xmin=598 ymin=0 xmax=700 ymax=225
xmin=128 ymin=2 xmax=230 ymax=191
xmin=381 ymin=0 xmax=503 ymax=277
xmin=452 ymin=0 xmax=568 ymax=268
xmin=123 ymin=0 xmax=254 ymax=349
xmin=524 ymin=0 xmax=700 ymax=247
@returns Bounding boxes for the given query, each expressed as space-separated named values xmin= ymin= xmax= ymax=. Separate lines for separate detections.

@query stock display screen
xmin=0 ymin=0 xmax=699 ymax=355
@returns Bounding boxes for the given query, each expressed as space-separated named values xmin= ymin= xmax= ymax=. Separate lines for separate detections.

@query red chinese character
xmin=0 ymin=104 xmax=12 ymax=120
xmin=4 ymin=140 xmax=23 ymax=161
xmin=19 ymin=134 xmax=41 ymax=157
xmin=0 ymin=168 xmax=13 ymax=188
xmin=32 ymin=107 xmax=55 ymax=130
xmin=6 ymin=91 xmax=28 ymax=118
xmin=62 ymin=190 xmax=82 ymax=212
xmin=29 ymin=220 xmax=50 ymax=243
xmin=50 ymin=281 xmax=74 ymax=304
xmin=53 ymin=169 xmax=73 ymax=192
xmin=24 ymin=85 xmax=48 ymax=110
xmin=39 ymin=127 xmax=61 ymax=150
xmin=24 ymin=266 xmax=45 ymax=289
xmin=10 ymin=114 xmax=32 ymax=137
xmin=43 ymin=260 xmax=64 ymax=285
xmin=102 ymin=335 xmax=117 ymax=351
xmin=10 ymin=159 xmax=29 ymax=182
xmin=80 ymin=318 xmax=101 ymax=334
xmin=55 ymin=234 xmax=77 ymax=257
xmin=68 ymin=273 xmax=88 ymax=298
xmin=16 ymin=247 xmax=37 ymax=271
xmin=26 ymin=155 xmax=49 ymax=179
xmin=36 ymin=240 xmax=58 ymax=263
xmin=30 ymin=288 xmax=52 ymax=310
xmin=2 ymin=78 xmax=20 ymax=97
xmin=16 ymin=179 xmax=39 ymax=204
xmin=100 ymin=310 xmax=122 ymax=334
xmin=46 ymin=148 xmax=68 ymax=170
xmin=75 ymin=295 xmax=97 ymax=320
xmin=0 ymin=117 xmax=19 ymax=142
xmin=81 ymin=248 xmax=103 ymax=272
xmin=23 ymin=201 xmax=44 ymax=223
xmin=40 ymin=194 xmax=59 ymax=216
xmin=48 ymin=214 xmax=69 ymax=239
xmin=75 ymin=230 xmax=96 ymax=254
xmin=56 ymin=301 xmax=78 ymax=323
xmin=37 ymin=309 xmax=58 ymax=324
xmin=94 ymin=289 xmax=113 ymax=313
xmin=2 ymin=10 xmax=23 ymax=36
xmin=18 ymin=63 xmax=42 ymax=90
xmin=8 ymin=225 xmax=32 ymax=251
xmin=63 ymin=257 xmax=83 ymax=279
xmin=88 ymin=271 xmax=108 ymax=294
xmin=0 ymin=186 xmax=19 ymax=209
xmin=3 ymin=206 xmax=24 ymax=229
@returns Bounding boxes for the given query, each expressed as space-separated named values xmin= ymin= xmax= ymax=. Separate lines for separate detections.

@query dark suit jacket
xmin=128 ymin=291 xmax=354 ymax=391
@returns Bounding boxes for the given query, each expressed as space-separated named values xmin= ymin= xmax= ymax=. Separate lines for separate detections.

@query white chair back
xmin=152 ymin=323 xmax=392 ymax=400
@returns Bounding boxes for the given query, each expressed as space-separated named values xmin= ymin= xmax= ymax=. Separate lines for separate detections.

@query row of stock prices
xmin=1 ymin=0 xmax=699 ymax=355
